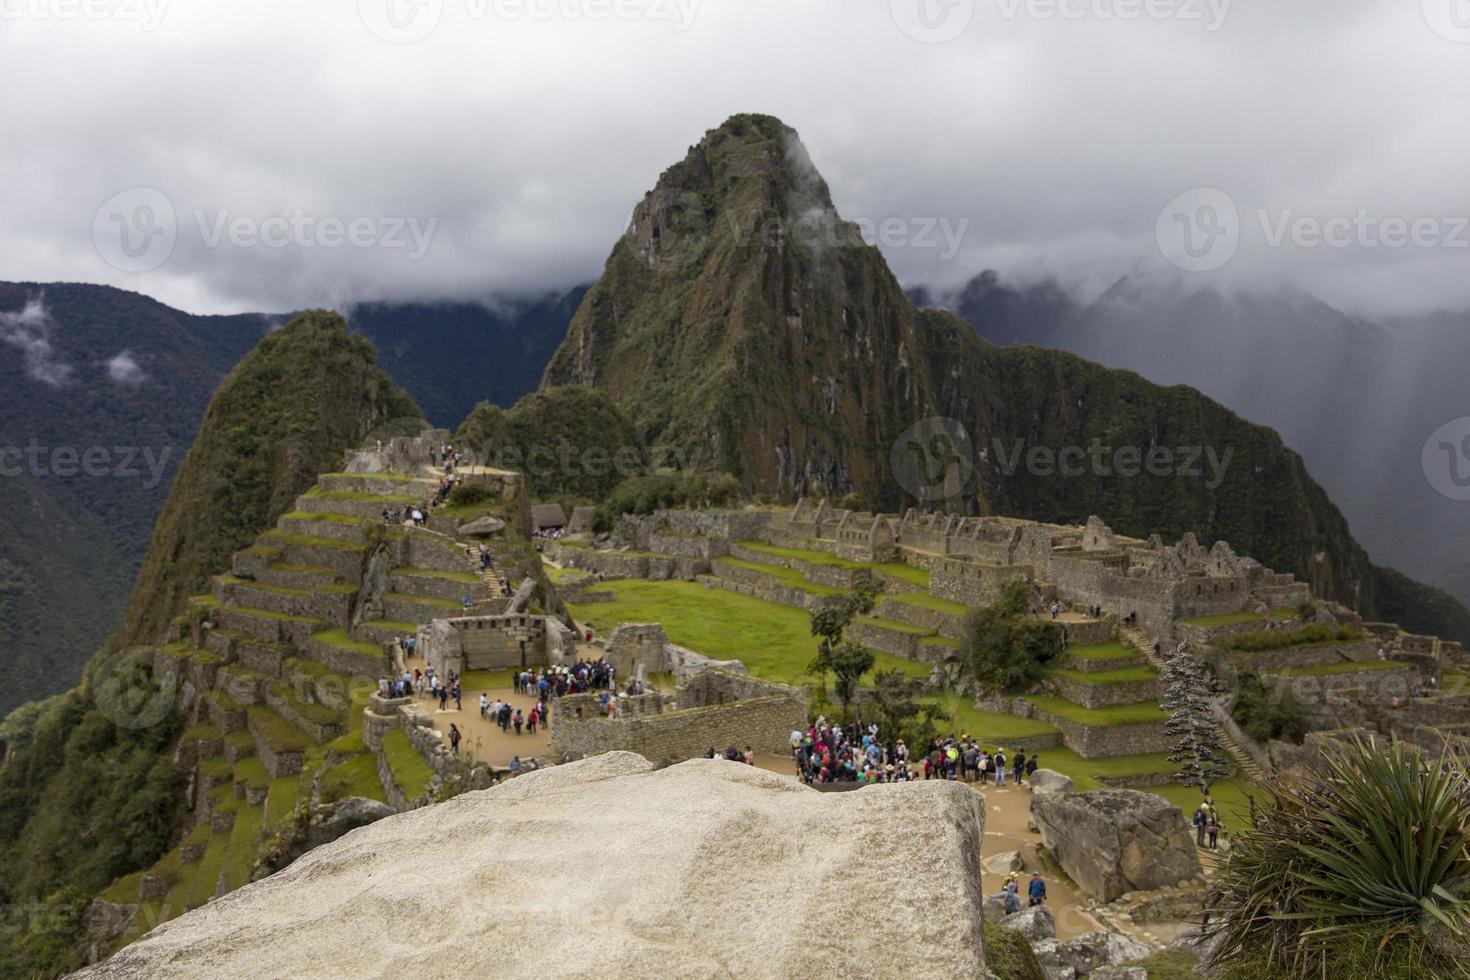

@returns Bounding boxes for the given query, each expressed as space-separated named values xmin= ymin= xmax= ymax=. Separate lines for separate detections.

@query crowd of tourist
xmin=789 ymin=719 xmax=1043 ymax=786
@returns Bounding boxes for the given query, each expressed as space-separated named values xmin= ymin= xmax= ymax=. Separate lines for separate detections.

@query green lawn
xmin=929 ymin=692 xmax=1060 ymax=742
xmin=1179 ymin=610 xmax=1262 ymax=627
xmin=381 ymin=729 xmax=434 ymax=800
xmin=567 ymin=578 xmax=928 ymax=684
xmin=1065 ymin=641 xmax=1141 ymax=662
xmin=1021 ymin=694 xmax=1167 ymax=727
xmin=314 ymin=627 xmax=383 ymax=658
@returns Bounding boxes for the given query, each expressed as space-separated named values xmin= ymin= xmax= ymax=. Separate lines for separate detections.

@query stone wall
xmin=1046 ymin=675 xmax=1161 ymax=710
xmin=549 ymin=686 xmax=807 ymax=767
xmin=604 ymin=623 xmax=671 ymax=679
xmin=419 ymin=614 xmax=562 ymax=676
xmin=930 ymin=558 xmax=1034 ymax=607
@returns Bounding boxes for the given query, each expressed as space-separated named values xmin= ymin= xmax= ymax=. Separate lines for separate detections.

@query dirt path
xmin=753 ymin=753 xmax=1100 ymax=939
xmin=403 ymin=656 xmax=552 ymax=768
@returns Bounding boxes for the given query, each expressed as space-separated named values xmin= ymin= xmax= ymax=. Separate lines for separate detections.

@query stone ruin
xmin=549 ymin=666 xmax=807 ymax=767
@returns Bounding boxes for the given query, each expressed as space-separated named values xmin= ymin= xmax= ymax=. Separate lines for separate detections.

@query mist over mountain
xmin=938 ymin=271 xmax=1470 ymax=612
xmin=541 ymin=113 xmax=1470 ymax=643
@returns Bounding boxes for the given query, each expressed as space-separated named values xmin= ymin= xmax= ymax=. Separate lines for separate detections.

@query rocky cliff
xmin=78 ymin=752 xmax=991 ymax=979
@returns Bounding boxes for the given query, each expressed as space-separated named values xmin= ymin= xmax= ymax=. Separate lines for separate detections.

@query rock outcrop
xmin=1032 ymin=789 xmax=1202 ymax=902
xmin=78 ymin=752 xmax=990 ymax=979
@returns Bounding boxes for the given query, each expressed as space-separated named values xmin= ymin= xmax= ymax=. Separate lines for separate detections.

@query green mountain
xmin=123 ymin=310 xmax=421 ymax=645
xmin=0 ymin=312 xmax=419 ymax=977
xmin=542 ymin=112 xmax=1467 ymax=639
xmin=0 ymin=285 xmax=574 ymax=717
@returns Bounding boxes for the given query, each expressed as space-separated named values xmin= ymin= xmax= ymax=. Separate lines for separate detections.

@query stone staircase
xmin=1119 ymin=624 xmax=1269 ymax=783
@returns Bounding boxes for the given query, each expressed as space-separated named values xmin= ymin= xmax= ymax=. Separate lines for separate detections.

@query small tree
xmin=1161 ymin=644 xmax=1231 ymax=795
xmin=830 ymin=642 xmax=876 ymax=719
xmin=807 ymin=574 xmax=885 ymax=691
xmin=963 ymin=578 xmax=1062 ymax=696
xmin=869 ymin=669 xmax=950 ymax=749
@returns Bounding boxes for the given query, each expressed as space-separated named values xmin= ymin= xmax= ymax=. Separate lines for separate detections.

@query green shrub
xmin=1207 ymin=738 xmax=1470 ymax=978
xmin=1231 ymin=672 xmax=1309 ymax=745
xmin=447 ymin=480 xmax=496 ymax=507
xmin=963 ymin=583 xmax=1063 ymax=696
xmin=982 ymin=921 xmax=1046 ymax=980
xmin=1220 ymin=623 xmax=1363 ymax=652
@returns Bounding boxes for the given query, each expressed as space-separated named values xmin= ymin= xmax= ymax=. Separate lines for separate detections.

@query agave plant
xmin=1205 ymin=736 xmax=1470 ymax=978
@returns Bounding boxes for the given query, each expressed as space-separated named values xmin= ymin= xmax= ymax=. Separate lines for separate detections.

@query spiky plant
xmin=1205 ymin=737 xmax=1470 ymax=979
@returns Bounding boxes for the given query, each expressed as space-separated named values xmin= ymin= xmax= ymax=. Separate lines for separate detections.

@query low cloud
xmin=0 ymin=298 xmax=72 ymax=386
xmin=105 ymin=350 xmax=147 ymax=386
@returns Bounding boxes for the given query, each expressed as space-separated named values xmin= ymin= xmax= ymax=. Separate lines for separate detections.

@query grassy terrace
xmin=1272 ymin=659 xmax=1409 ymax=677
xmin=281 ymin=510 xmax=375 ymax=526
xmin=314 ymin=627 xmax=383 ymax=658
xmin=888 ymin=591 xmax=970 ymax=616
xmin=854 ymin=615 xmax=934 ymax=636
xmin=735 ymin=540 xmax=866 ymax=569
xmin=568 ymin=578 xmax=927 ymax=685
xmin=260 ymin=530 xmax=367 ymax=552
xmin=381 ymin=729 xmax=433 ymax=800
xmin=1046 ymin=664 xmax=1160 ymax=685
xmin=394 ymin=566 xmax=481 ymax=583
xmin=715 ymin=557 xmax=847 ymax=596
xmin=1022 ymin=694 xmax=1168 ymax=727
xmin=384 ymin=591 xmax=465 ymax=610
xmin=246 ymin=704 xmax=310 ymax=753
xmin=1065 ymin=641 xmax=1141 ymax=662
xmin=306 ymin=486 xmax=419 ymax=504
xmin=359 ymin=619 xmax=420 ymax=634
xmin=1180 ymin=607 xmax=1301 ymax=627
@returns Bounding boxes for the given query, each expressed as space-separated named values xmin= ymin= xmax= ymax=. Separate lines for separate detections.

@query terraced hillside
xmin=87 ymin=449 xmax=531 ymax=957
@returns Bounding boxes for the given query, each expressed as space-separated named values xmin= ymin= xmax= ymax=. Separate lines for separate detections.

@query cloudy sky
xmin=3 ymin=0 xmax=1469 ymax=316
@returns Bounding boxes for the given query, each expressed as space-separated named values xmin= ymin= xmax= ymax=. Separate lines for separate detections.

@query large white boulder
xmin=78 ymin=752 xmax=990 ymax=979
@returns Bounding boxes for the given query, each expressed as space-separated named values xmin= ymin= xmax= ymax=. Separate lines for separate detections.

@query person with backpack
xmin=1192 ymin=804 xmax=1208 ymax=847
xmin=448 ymin=723 xmax=461 ymax=755
xmin=1027 ymin=872 xmax=1047 ymax=907
xmin=1206 ymin=803 xmax=1221 ymax=850
xmin=993 ymin=749 xmax=1007 ymax=786
xmin=1012 ymin=751 xmax=1026 ymax=785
